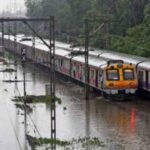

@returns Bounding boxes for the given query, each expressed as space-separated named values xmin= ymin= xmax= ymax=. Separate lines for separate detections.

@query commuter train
xmin=101 ymin=60 xmax=137 ymax=99
xmin=2 ymin=34 xmax=149 ymax=99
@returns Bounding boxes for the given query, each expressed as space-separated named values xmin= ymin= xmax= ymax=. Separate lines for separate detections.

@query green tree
xmin=25 ymin=0 xmax=150 ymax=57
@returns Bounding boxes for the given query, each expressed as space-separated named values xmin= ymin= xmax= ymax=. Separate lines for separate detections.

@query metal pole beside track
xmin=49 ymin=16 xmax=56 ymax=150
xmin=1 ymin=21 xmax=4 ymax=55
xmin=32 ymin=22 xmax=36 ymax=75
xmin=85 ymin=19 xmax=89 ymax=100
xmin=8 ymin=23 xmax=11 ymax=47
xmin=21 ymin=48 xmax=27 ymax=140
xmin=14 ymin=21 xmax=18 ymax=80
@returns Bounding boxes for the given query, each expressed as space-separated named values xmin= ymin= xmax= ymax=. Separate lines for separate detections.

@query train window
xmin=139 ymin=71 xmax=143 ymax=80
xmin=107 ymin=69 xmax=119 ymax=80
xmin=90 ymin=69 xmax=95 ymax=78
xmin=76 ymin=65 xmax=80 ymax=72
xmin=123 ymin=69 xmax=134 ymax=80
xmin=61 ymin=59 xmax=63 ymax=66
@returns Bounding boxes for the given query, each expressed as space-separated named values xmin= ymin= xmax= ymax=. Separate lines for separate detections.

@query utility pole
xmin=85 ymin=19 xmax=89 ymax=100
xmin=8 ymin=23 xmax=11 ymax=46
xmin=32 ymin=22 xmax=36 ymax=75
xmin=49 ymin=16 xmax=56 ymax=150
xmin=14 ymin=21 xmax=17 ymax=80
xmin=69 ymin=19 xmax=89 ymax=100
xmin=21 ymin=49 xmax=27 ymax=101
xmin=21 ymin=47 xmax=27 ymax=138
xmin=1 ymin=21 xmax=4 ymax=55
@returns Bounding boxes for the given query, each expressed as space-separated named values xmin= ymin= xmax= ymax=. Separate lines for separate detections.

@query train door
xmin=138 ymin=70 xmax=144 ymax=88
xmin=55 ymin=56 xmax=58 ymax=71
xmin=72 ymin=62 xmax=76 ymax=78
xmin=96 ymin=70 xmax=98 ymax=87
xmin=69 ymin=59 xmax=72 ymax=77
xmin=81 ymin=65 xmax=85 ymax=82
xmin=145 ymin=71 xmax=149 ymax=89
xmin=89 ymin=69 xmax=94 ymax=86
xmin=98 ymin=70 xmax=103 ymax=89
xmin=64 ymin=59 xmax=70 ymax=75
xmin=79 ymin=64 xmax=83 ymax=81
xmin=149 ymin=71 xmax=150 ymax=90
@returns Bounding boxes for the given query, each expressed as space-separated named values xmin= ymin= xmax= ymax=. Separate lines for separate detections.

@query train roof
xmin=2 ymin=34 xmax=150 ymax=70
xmin=62 ymin=45 xmax=149 ymax=66
xmin=137 ymin=61 xmax=150 ymax=70
xmin=72 ymin=55 xmax=107 ymax=68
xmin=99 ymin=52 xmax=147 ymax=65
xmin=3 ymin=34 xmax=71 ymax=52
xmin=55 ymin=48 xmax=71 ymax=58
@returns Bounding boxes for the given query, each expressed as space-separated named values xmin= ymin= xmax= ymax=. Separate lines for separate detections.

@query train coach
xmin=1 ymin=34 xmax=139 ymax=100
xmin=93 ymin=50 xmax=150 ymax=96
xmin=63 ymin=45 xmax=150 ymax=97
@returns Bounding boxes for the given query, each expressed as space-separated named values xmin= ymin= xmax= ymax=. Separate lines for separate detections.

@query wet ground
xmin=0 ymin=52 xmax=150 ymax=150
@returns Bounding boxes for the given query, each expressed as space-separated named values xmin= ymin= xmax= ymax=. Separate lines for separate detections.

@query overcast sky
xmin=0 ymin=0 xmax=25 ymax=13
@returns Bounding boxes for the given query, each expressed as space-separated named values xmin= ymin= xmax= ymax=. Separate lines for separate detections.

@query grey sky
xmin=0 ymin=0 xmax=25 ymax=13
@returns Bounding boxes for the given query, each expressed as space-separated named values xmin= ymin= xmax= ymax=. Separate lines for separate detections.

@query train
xmin=1 ymin=34 xmax=149 ymax=99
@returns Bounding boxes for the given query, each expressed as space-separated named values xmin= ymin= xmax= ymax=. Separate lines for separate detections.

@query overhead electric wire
xmin=15 ymin=85 xmax=42 ymax=141
xmin=4 ymin=96 xmax=23 ymax=150
xmin=14 ymin=84 xmax=49 ymax=149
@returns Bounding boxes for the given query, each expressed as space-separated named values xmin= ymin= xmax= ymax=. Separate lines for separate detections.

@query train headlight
xmin=109 ymin=83 xmax=114 ymax=87
xmin=129 ymin=82 xmax=135 ymax=88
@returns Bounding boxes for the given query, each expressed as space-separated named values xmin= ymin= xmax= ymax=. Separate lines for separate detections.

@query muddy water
xmin=0 ymin=55 xmax=150 ymax=150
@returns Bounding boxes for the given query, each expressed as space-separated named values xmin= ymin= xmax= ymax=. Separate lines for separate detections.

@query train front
xmin=102 ymin=60 xmax=138 ymax=99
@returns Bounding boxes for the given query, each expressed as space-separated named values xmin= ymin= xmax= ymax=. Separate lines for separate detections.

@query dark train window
xmin=123 ymin=69 xmax=134 ymax=80
xmin=139 ymin=71 xmax=143 ymax=80
xmin=61 ymin=59 xmax=63 ymax=66
xmin=107 ymin=69 xmax=119 ymax=80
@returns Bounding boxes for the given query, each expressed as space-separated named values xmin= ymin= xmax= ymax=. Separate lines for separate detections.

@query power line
xmin=4 ymin=96 xmax=23 ymax=150
xmin=15 ymin=86 xmax=42 ymax=139
xmin=15 ymin=85 xmax=49 ymax=150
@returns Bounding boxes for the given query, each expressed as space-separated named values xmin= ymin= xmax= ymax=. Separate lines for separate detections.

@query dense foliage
xmin=25 ymin=0 xmax=150 ymax=57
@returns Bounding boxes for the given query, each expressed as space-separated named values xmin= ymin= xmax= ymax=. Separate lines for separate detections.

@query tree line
xmin=25 ymin=0 xmax=150 ymax=57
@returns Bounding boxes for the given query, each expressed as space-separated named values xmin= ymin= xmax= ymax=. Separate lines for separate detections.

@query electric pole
xmin=1 ymin=21 xmax=4 ymax=55
xmin=49 ymin=16 xmax=56 ymax=150
xmin=85 ymin=19 xmax=89 ymax=100
xmin=14 ymin=21 xmax=17 ymax=80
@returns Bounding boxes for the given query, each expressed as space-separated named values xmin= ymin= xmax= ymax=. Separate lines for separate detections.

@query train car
xmin=1 ymin=34 xmax=139 ymax=100
xmin=96 ymin=51 xmax=150 ymax=97
xmin=137 ymin=61 xmax=150 ymax=96
xmin=71 ymin=55 xmax=107 ymax=88
xmin=100 ymin=60 xmax=138 ymax=99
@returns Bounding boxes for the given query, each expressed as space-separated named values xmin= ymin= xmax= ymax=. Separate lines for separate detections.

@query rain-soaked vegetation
xmin=27 ymin=135 xmax=104 ymax=150
xmin=0 ymin=68 xmax=16 ymax=72
xmin=15 ymin=103 xmax=33 ymax=113
xmin=12 ymin=95 xmax=61 ymax=113
xmin=12 ymin=95 xmax=62 ymax=104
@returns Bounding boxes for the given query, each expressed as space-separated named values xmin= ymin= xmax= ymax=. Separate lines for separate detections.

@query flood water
xmin=0 ymin=52 xmax=150 ymax=150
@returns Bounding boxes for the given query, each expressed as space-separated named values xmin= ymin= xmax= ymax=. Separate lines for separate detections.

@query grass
xmin=12 ymin=95 xmax=61 ymax=104
xmin=27 ymin=135 xmax=70 ymax=149
xmin=0 ymin=68 xmax=16 ymax=72
xmin=15 ymin=103 xmax=33 ymax=113
xmin=26 ymin=135 xmax=105 ymax=149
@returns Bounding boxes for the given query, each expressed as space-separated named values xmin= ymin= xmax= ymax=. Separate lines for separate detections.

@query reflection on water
xmin=0 ymin=53 xmax=150 ymax=150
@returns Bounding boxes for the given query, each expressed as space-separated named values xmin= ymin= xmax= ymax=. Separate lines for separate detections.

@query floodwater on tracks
xmin=0 ymin=53 xmax=150 ymax=150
